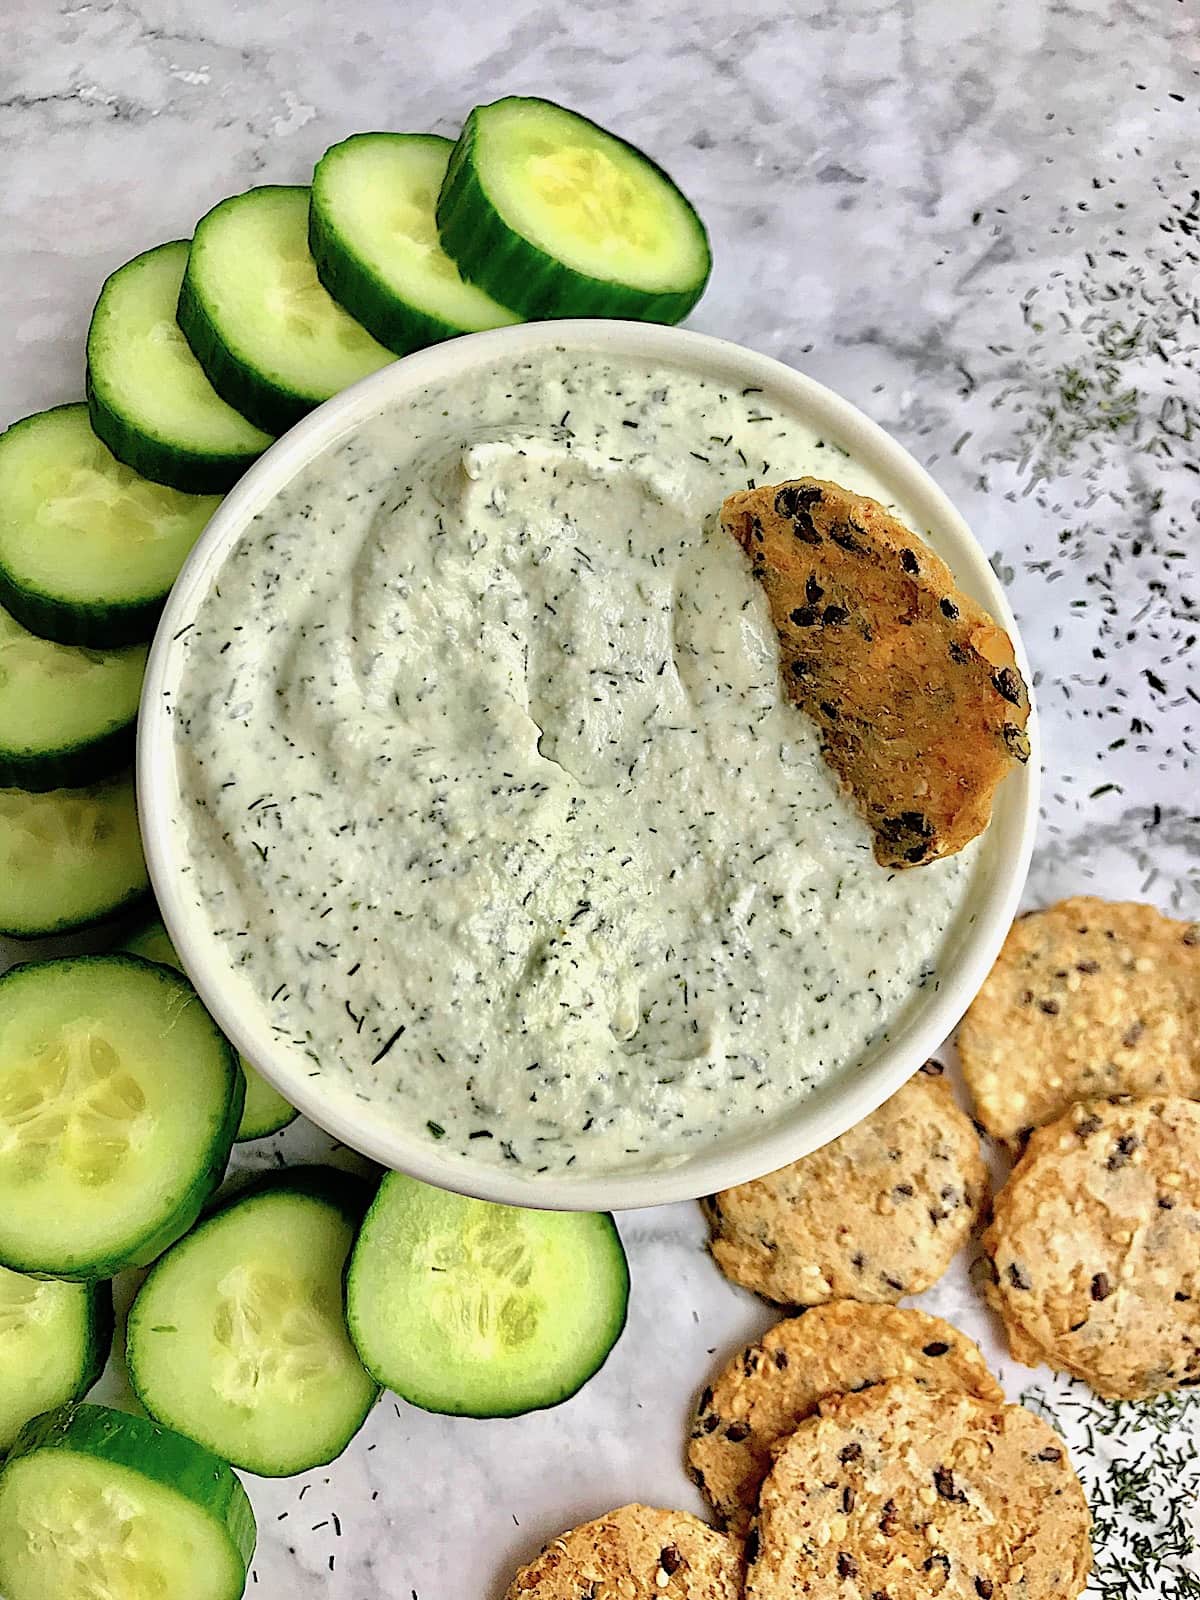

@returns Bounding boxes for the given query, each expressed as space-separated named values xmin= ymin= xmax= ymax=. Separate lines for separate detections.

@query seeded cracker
xmin=503 ymin=1503 xmax=742 ymax=1598
xmin=983 ymin=1095 xmax=1200 ymax=1399
xmin=959 ymin=897 xmax=1200 ymax=1148
xmin=701 ymin=1070 xmax=986 ymax=1306
xmin=746 ymin=1381 xmax=1091 ymax=1600
xmin=687 ymin=1303 xmax=1002 ymax=1536
xmin=720 ymin=478 xmax=1030 ymax=868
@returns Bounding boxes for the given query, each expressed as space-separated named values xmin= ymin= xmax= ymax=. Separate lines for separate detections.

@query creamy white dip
xmin=171 ymin=349 xmax=983 ymax=1176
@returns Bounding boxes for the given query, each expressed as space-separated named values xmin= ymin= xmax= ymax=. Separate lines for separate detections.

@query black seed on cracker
xmin=659 ymin=1545 xmax=682 ymax=1576
xmin=1107 ymin=1134 xmax=1139 ymax=1170
xmin=774 ymin=483 xmax=824 ymax=543
xmin=993 ymin=666 xmax=1024 ymax=705
xmin=774 ymin=483 xmax=823 ymax=518
xmin=934 ymin=1465 xmax=966 ymax=1502
xmin=1002 ymin=723 xmax=1031 ymax=761
xmin=830 ymin=522 xmax=864 ymax=553
xmin=1091 ymin=1272 xmax=1112 ymax=1301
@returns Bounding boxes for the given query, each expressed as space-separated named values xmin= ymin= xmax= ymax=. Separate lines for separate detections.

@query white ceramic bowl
xmin=139 ymin=320 xmax=1038 ymax=1212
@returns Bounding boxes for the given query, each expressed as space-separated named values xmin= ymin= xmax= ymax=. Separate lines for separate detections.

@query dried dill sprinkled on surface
xmin=988 ymin=181 xmax=1198 ymax=487
xmin=1022 ymin=1382 xmax=1200 ymax=1597
xmin=951 ymin=122 xmax=1200 ymax=896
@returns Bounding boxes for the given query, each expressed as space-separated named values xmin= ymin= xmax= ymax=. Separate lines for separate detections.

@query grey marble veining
xmin=2 ymin=1 xmax=1198 ymax=1595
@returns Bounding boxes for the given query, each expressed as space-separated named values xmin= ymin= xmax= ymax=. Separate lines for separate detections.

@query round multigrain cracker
xmin=502 ymin=1504 xmax=742 ymax=1598
xmin=746 ymin=1381 xmax=1091 ymax=1600
xmin=701 ymin=1069 xmax=986 ymax=1306
xmin=687 ymin=1303 xmax=1002 ymax=1536
xmin=983 ymin=1094 xmax=1200 ymax=1399
xmin=959 ymin=897 xmax=1200 ymax=1149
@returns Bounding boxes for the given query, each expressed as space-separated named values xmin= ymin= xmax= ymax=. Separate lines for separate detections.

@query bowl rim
xmin=138 ymin=317 xmax=1038 ymax=1212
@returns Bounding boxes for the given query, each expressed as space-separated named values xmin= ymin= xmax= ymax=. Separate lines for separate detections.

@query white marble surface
xmin=2 ymin=1 xmax=1199 ymax=1596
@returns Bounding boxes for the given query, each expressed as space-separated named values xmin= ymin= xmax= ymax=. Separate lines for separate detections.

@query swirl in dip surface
xmin=170 ymin=349 xmax=984 ymax=1177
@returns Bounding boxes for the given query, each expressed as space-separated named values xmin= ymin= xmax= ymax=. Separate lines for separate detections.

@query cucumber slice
xmin=121 ymin=917 xmax=298 ymax=1140
xmin=0 ymin=603 xmax=145 ymax=791
xmin=233 ymin=1061 xmax=298 ymax=1140
xmin=0 ymin=774 xmax=148 ymax=939
xmin=88 ymin=241 xmax=272 ymax=495
xmin=0 ymin=1269 xmax=112 ymax=1453
xmin=437 ymin=97 xmax=711 ymax=322
xmin=178 ymin=186 xmax=393 ymax=435
xmin=310 ymin=132 xmax=520 ymax=355
xmin=0 ymin=1403 xmax=255 ymax=1600
xmin=127 ymin=1167 xmax=378 ymax=1476
xmin=346 ymin=1172 xmax=629 ymax=1417
xmin=0 ymin=404 xmax=221 ymax=648
xmin=0 ymin=955 xmax=243 ymax=1279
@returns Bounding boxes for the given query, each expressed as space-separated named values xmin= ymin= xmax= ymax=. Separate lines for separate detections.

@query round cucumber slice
xmin=310 ymin=132 xmax=521 ymax=355
xmin=0 ymin=774 xmax=148 ymax=939
xmin=0 ymin=404 xmax=221 ymax=648
xmin=127 ymin=1168 xmax=378 ymax=1477
xmin=0 ymin=1269 xmax=112 ymax=1453
xmin=0 ymin=955 xmax=243 ymax=1279
xmin=437 ymin=97 xmax=711 ymax=322
xmin=0 ymin=1403 xmax=255 ymax=1600
xmin=178 ymin=185 xmax=394 ymax=435
xmin=0 ymin=603 xmax=146 ymax=791
xmin=121 ymin=916 xmax=298 ymax=1140
xmin=346 ymin=1172 xmax=629 ymax=1417
xmin=88 ymin=241 xmax=272 ymax=495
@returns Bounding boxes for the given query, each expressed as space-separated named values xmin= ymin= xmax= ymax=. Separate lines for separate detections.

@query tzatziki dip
xmin=170 ymin=348 xmax=985 ymax=1177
